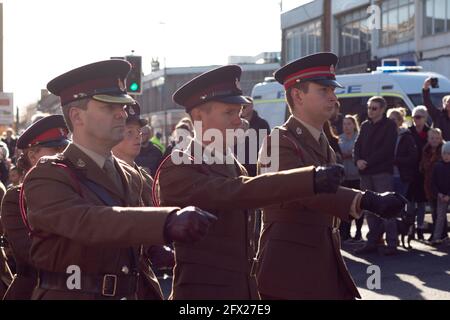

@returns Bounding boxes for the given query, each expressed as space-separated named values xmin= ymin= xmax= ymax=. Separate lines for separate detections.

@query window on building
xmin=285 ymin=19 xmax=321 ymax=62
xmin=380 ymin=0 xmax=415 ymax=46
xmin=423 ymin=0 xmax=450 ymax=36
xmin=338 ymin=7 xmax=372 ymax=57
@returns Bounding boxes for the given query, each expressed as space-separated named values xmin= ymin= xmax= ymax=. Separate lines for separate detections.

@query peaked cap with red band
xmin=274 ymin=52 xmax=343 ymax=90
xmin=17 ymin=115 xmax=70 ymax=149
xmin=47 ymin=59 xmax=136 ymax=106
xmin=173 ymin=65 xmax=252 ymax=112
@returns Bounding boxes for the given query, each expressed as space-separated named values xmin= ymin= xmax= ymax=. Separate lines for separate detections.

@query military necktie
xmin=103 ymin=157 xmax=123 ymax=193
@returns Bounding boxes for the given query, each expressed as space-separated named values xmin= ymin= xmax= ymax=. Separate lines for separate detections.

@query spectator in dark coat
xmin=430 ymin=142 xmax=450 ymax=244
xmin=239 ymin=97 xmax=270 ymax=177
xmin=387 ymin=107 xmax=418 ymax=197
xmin=422 ymin=77 xmax=450 ymax=141
xmin=354 ymin=96 xmax=398 ymax=255
xmin=407 ymin=105 xmax=430 ymax=239
xmin=135 ymin=125 xmax=163 ymax=177
xmin=421 ymin=128 xmax=444 ymax=241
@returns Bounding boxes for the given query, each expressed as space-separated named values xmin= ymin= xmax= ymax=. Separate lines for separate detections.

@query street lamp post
xmin=159 ymin=22 xmax=168 ymax=144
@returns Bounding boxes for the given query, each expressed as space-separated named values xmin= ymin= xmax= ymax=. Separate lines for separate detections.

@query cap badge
xmin=118 ymin=78 xmax=126 ymax=91
xmin=129 ymin=106 xmax=136 ymax=115
xmin=73 ymin=92 xmax=87 ymax=99
xmin=296 ymin=127 xmax=302 ymax=135
xmin=76 ymin=159 xmax=86 ymax=168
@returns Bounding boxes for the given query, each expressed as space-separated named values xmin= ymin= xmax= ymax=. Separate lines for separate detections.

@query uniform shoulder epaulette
xmin=273 ymin=125 xmax=287 ymax=132
xmin=37 ymin=153 xmax=65 ymax=165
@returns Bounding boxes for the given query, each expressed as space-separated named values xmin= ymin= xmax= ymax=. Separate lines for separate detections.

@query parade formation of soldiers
xmin=0 ymin=52 xmax=407 ymax=300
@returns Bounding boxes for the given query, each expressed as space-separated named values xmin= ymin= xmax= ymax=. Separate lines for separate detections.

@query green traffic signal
xmin=129 ymin=82 xmax=139 ymax=92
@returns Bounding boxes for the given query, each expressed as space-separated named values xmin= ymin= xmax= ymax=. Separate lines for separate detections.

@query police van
xmin=251 ymin=65 xmax=450 ymax=129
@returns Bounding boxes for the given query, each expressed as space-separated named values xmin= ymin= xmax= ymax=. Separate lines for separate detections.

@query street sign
xmin=0 ymin=93 xmax=13 ymax=125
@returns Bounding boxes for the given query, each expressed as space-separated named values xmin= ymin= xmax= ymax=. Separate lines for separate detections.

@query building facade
xmin=282 ymin=0 xmax=450 ymax=77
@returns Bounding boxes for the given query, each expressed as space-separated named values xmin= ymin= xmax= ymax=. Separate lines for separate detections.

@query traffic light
xmin=125 ymin=55 xmax=142 ymax=94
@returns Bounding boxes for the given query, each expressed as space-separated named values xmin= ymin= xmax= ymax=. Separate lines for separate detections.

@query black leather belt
xmin=16 ymin=264 xmax=37 ymax=278
xmin=37 ymin=270 xmax=138 ymax=297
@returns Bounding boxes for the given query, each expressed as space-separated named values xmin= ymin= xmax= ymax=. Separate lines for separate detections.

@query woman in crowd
xmin=338 ymin=114 xmax=363 ymax=241
xmin=421 ymin=128 xmax=445 ymax=242
xmin=407 ymin=106 xmax=431 ymax=240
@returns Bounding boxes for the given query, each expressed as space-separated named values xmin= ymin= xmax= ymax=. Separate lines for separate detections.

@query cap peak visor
xmin=213 ymin=95 xmax=252 ymax=106
xmin=36 ymin=139 xmax=70 ymax=148
xmin=301 ymin=77 xmax=343 ymax=89
xmin=92 ymin=94 xmax=136 ymax=105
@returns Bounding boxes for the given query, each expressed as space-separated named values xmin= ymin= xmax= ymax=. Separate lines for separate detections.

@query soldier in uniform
xmin=1 ymin=115 xmax=69 ymax=300
xmin=256 ymin=52 xmax=406 ymax=299
xmin=22 ymin=59 xmax=216 ymax=300
xmin=155 ymin=64 xmax=351 ymax=300
xmin=112 ymin=103 xmax=174 ymax=296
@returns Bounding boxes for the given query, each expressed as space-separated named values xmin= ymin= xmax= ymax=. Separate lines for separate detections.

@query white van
xmin=251 ymin=68 xmax=450 ymax=129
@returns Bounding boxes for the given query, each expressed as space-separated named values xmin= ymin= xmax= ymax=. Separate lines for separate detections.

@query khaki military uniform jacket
xmin=1 ymin=186 xmax=37 ymax=299
xmin=23 ymin=144 xmax=178 ymax=300
xmin=256 ymin=116 xmax=361 ymax=299
xmin=156 ymin=140 xmax=317 ymax=300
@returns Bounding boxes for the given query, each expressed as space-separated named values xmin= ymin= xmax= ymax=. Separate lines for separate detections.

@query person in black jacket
xmin=407 ymin=105 xmax=430 ymax=240
xmin=430 ymin=141 xmax=450 ymax=245
xmin=387 ymin=107 xmax=418 ymax=197
xmin=354 ymin=96 xmax=399 ymax=255
xmin=135 ymin=125 xmax=163 ymax=177
xmin=239 ymin=96 xmax=270 ymax=177
xmin=422 ymin=77 xmax=450 ymax=141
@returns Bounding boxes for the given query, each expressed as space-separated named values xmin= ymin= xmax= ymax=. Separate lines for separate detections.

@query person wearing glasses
xmin=354 ymin=96 xmax=399 ymax=255
xmin=407 ymin=106 xmax=430 ymax=240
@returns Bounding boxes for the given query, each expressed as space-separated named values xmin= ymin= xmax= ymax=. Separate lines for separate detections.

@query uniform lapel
xmin=286 ymin=116 xmax=329 ymax=163
xmin=64 ymin=144 xmax=125 ymax=202
xmin=113 ymin=157 xmax=134 ymax=204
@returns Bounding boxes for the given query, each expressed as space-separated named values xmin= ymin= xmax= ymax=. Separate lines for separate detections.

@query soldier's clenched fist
xmin=313 ymin=164 xmax=345 ymax=194
xmin=164 ymin=206 xmax=218 ymax=243
xmin=360 ymin=190 xmax=407 ymax=219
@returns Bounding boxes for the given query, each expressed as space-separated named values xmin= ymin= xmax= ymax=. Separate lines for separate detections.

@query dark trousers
xmin=339 ymin=179 xmax=363 ymax=239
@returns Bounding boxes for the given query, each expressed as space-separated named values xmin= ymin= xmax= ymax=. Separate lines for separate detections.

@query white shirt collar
xmin=73 ymin=142 xmax=112 ymax=169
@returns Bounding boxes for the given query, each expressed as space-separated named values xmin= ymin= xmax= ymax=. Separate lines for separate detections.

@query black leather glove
xmin=360 ymin=190 xmax=407 ymax=219
xmin=313 ymin=164 xmax=345 ymax=194
xmin=164 ymin=206 xmax=218 ymax=243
